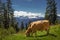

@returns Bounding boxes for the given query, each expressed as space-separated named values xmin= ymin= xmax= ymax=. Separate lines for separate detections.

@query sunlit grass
xmin=2 ymin=24 xmax=60 ymax=40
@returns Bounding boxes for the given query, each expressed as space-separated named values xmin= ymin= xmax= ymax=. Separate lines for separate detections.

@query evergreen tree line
xmin=0 ymin=0 xmax=18 ymax=32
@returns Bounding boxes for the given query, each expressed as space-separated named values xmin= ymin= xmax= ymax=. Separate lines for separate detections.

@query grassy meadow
xmin=1 ymin=24 xmax=60 ymax=40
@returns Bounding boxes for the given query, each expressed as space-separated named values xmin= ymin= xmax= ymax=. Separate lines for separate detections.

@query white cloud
xmin=58 ymin=14 xmax=60 ymax=16
xmin=14 ymin=11 xmax=44 ymax=18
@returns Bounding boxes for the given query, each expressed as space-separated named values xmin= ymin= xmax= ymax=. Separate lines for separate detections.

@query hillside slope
xmin=2 ymin=24 xmax=60 ymax=40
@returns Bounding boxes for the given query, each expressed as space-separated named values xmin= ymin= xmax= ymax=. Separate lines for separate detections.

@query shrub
xmin=8 ymin=27 xmax=16 ymax=34
xmin=0 ymin=27 xmax=16 ymax=40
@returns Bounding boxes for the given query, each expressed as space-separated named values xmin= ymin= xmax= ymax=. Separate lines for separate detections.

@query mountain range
xmin=15 ymin=16 xmax=45 ymax=28
xmin=15 ymin=16 xmax=60 ymax=28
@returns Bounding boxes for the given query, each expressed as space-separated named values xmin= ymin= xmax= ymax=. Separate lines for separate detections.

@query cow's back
xmin=29 ymin=20 xmax=50 ymax=31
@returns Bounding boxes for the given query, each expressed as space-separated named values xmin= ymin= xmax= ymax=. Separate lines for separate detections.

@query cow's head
xmin=25 ymin=27 xmax=32 ymax=37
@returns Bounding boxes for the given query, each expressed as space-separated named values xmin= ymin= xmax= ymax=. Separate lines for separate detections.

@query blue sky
xmin=11 ymin=0 xmax=60 ymax=13
xmin=2 ymin=0 xmax=60 ymax=18
xmin=12 ymin=0 xmax=46 ymax=13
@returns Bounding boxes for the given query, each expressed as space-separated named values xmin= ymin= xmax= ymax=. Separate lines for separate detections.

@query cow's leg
xmin=30 ymin=32 xmax=33 ymax=36
xmin=30 ymin=30 xmax=34 ymax=36
xmin=35 ymin=31 xmax=37 ymax=37
xmin=30 ymin=31 xmax=36 ymax=37
xmin=46 ymin=28 xmax=50 ymax=35
xmin=33 ymin=31 xmax=37 ymax=37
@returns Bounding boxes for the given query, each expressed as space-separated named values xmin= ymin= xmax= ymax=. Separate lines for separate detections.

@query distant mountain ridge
xmin=15 ymin=16 xmax=60 ymax=28
xmin=15 ymin=16 xmax=45 ymax=28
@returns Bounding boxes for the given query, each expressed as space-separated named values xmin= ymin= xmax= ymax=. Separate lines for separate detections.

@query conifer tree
xmin=20 ymin=21 xmax=24 ymax=30
xmin=45 ymin=0 xmax=57 ymax=24
xmin=0 ymin=0 xmax=4 ymax=28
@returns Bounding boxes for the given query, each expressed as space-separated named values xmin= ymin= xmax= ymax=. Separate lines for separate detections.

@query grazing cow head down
xmin=25 ymin=20 xmax=50 ymax=37
xmin=25 ymin=27 xmax=32 ymax=37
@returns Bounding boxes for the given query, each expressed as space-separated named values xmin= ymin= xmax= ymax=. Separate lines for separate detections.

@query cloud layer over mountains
xmin=14 ymin=11 xmax=44 ymax=18
xmin=14 ymin=11 xmax=60 ymax=18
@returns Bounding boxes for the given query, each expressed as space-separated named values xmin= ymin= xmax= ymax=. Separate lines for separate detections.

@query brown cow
xmin=25 ymin=20 xmax=50 ymax=36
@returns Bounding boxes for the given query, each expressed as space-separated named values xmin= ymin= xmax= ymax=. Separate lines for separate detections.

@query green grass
xmin=2 ymin=24 xmax=60 ymax=40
